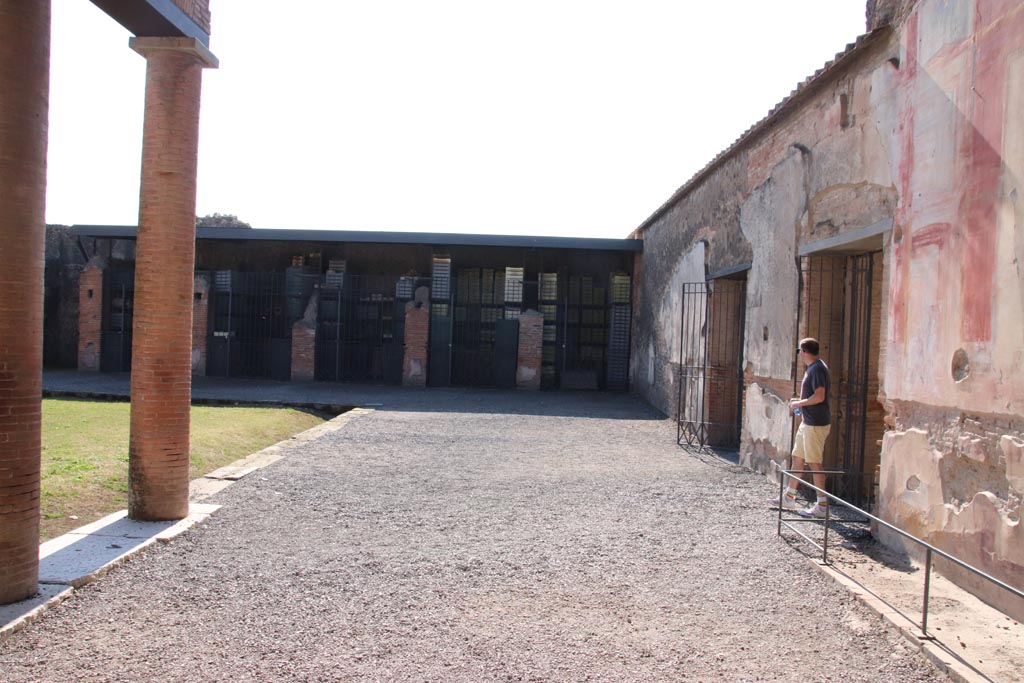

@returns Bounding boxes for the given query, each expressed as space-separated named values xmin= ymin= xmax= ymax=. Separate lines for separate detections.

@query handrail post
xmin=777 ymin=471 xmax=785 ymax=536
xmin=822 ymin=500 xmax=830 ymax=564
xmin=921 ymin=547 xmax=932 ymax=637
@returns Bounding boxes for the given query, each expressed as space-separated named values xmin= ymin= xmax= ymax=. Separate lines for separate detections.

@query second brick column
xmin=127 ymin=38 xmax=217 ymax=521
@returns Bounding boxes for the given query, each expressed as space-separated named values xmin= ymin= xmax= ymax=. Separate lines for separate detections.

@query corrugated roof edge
xmin=71 ymin=225 xmax=643 ymax=252
xmin=630 ymin=26 xmax=892 ymax=238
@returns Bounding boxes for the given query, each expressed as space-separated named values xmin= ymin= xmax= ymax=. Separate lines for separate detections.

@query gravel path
xmin=1 ymin=392 xmax=945 ymax=682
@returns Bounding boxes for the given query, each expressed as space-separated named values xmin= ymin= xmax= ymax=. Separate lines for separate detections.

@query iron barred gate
xmin=207 ymin=271 xmax=299 ymax=380
xmin=315 ymin=275 xmax=410 ymax=384
xmin=676 ymin=277 xmax=746 ymax=449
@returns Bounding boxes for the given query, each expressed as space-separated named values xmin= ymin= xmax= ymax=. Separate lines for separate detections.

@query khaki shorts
xmin=792 ymin=422 xmax=831 ymax=464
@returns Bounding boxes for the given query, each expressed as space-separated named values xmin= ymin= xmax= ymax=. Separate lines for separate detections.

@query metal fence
xmin=776 ymin=468 xmax=1024 ymax=638
xmin=315 ymin=274 xmax=425 ymax=384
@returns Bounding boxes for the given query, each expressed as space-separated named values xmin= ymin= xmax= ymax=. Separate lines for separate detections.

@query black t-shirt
xmin=800 ymin=359 xmax=831 ymax=426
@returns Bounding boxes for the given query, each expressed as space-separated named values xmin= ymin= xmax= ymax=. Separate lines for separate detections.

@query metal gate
xmin=101 ymin=269 xmax=134 ymax=372
xmin=561 ymin=275 xmax=608 ymax=390
xmin=315 ymin=275 xmax=408 ymax=384
xmin=451 ymin=268 xmax=511 ymax=387
xmin=798 ymin=253 xmax=877 ymax=506
xmin=207 ymin=271 xmax=298 ymax=380
xmin=676 ymin=277 xmax=747 ymax=448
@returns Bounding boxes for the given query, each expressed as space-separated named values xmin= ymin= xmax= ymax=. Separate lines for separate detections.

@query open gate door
xmin=676 ymin=278 xmax=746 ymax=449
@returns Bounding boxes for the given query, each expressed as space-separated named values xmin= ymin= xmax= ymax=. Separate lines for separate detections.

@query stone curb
xmin=1 ymin=407 xmax=373 ymax=641
xmin=809 ymin=556 xmax=985 ymax=683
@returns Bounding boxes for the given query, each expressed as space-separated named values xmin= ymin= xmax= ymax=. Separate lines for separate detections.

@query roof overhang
xmin=72 ymin=225 xmax=644 ymax=253
xmin=89 ymin=0 xmax=210 ymax=46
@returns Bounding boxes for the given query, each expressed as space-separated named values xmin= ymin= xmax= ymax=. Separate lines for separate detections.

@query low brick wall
xmin=403 ymin=299 xmax=429 ymax=387
xmin=77 ymin=262 xmax=104 ymax=371
xmin=291 ymin=320 xmax=316 ymax=382
xmin=516 ymin=310 xmax=543 ymax=391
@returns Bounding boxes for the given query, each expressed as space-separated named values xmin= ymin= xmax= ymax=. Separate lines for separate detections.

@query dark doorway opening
xmin=100 ymin=269 xmax=134 ymax=373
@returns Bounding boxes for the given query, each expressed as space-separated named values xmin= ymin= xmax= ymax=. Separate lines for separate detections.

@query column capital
xmin=129 ymin=36 xmax=218 ymax=68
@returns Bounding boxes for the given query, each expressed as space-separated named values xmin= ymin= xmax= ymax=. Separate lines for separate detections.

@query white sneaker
xmin=768 ymin=493 xmax=800 ymax=510
xmin=798 ymin=503 xmax=828 ymax=519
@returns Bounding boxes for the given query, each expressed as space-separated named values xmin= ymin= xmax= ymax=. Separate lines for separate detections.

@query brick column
xmin=127 ymin=38 xmax=217 ymax=521
xmin=291 ymin=321 xmax=316 ymax=381
xmin=0 ymin=1 xmax=49 ymax=605
xmin=77 ymin=260 xmax=105 ymax=371
xmin=191 ymin=274 xmax=209 ymax=376
xmin=516 ymin=310 xmax=544 ymax=391
xmin=403 ymin=295 xmax=430 ymax=387
xmin=290 ymin=291 xmax=318 ymax=382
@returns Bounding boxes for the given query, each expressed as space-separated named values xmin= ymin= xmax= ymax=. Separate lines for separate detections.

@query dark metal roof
xmin=633 ymin=27 xmax=891 ymax=236
xmin=72 ymin=225 xmax=643 ymax=253
xmin=89 ymin=0 xmax=210 ymax=46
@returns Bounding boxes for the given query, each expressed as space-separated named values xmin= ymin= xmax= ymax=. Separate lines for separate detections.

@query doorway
xmin=676 ymin=273 xmax=747 ymax=449
xmin=797 ymin=252 xmax=883 ymax=507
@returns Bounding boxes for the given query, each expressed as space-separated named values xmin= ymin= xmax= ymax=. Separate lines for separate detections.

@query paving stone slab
xmin=37 ymin=504 xmax=220 ymax=588
xmin=0 ymin=585 xmax=73 ymax=641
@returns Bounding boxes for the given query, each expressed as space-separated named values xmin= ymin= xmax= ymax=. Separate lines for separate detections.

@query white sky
xmin=47 ymin=1 xmax=867 ymax=238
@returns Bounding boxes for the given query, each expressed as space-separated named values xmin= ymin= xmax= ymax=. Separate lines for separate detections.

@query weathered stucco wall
xmin=632 ymin=0 xmax=1023 ymax=614
xmin=634 ymin=30 xmax=900 ymax=437
xmin=878 ymin=0 xmax=1024 ymax=617
xmin=630 ymin=153 xmax=750 ymax=417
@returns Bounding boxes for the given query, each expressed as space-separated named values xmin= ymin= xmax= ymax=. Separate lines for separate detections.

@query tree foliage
xmin=196 ymin=213 xmax=251 ymax=229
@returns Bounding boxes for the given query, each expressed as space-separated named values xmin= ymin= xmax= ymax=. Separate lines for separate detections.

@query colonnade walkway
xmin=0 ymin=372 xmax=954 ymax=681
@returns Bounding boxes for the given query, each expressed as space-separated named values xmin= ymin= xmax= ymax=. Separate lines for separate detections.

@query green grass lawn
xmin=40 ymin=398 xmax=325 ymax=541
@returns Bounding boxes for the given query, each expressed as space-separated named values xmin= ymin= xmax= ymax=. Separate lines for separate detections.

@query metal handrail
xmin=777 ymin=468 xmax=1024 ymax=638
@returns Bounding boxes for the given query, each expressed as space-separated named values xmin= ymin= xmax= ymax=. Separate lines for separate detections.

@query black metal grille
xmin=539 ymin=272 xmax=559 ymax=389
xmin=316 ymin=274 xmax=409 ymax=384
xmin=607 ymin=273 xmax=632 ymax=392
xmin=452 ymin=268 xmax=509 ymax=387
xmin=798 ymin=253 xmax=878 ymax=506
xmin=561 ymin=275 xmax=607 ymax=390
xmin=676 ymin=277 xmax=746 ymax=448
xmin=428 ymin=256 xmax=453 ymax=387
xmin=101 ymin=269 xmax=134 ymax=372
xmin=207 ymin=271 xmax=297 ymax=380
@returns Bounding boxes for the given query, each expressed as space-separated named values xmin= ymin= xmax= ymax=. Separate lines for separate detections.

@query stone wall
xmin=632 ymin=0 xmax=1024 ymax=615
xmin=402 ymin=287 xmax=430 ymax=387
xmin=290 ymin=290 xmax=317 ymax=382
xmin=875 ymin=0 xmax=1024 ymax=614
xmin=77 ymin=259 xmax=105 ymax=371
xmin=516 ymin=310 xmax=543 ymax=391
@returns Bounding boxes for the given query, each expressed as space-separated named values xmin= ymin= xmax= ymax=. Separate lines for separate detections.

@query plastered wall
xmin=632 ymin=0 xmax=1024 ymax=614
xmin=878 ymin=0 xmax=1024 ymax=618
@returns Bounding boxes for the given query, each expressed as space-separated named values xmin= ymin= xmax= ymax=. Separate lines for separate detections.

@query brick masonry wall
xmin=172 ymin=0 xmax=211 ymax=34
xmin=516 ymin=310 xmax=543 ymax=391
xmin=0 ymin=1 xmax=49 ymax=604
xmin=128 ymin=45 xmax=205 ymax=521
xmin=291 ymin=321 xmax=315 ymax=381
xmin=77 ymin=262 xmax=104 ymax=371
xmin=403 ymin=300 xmax=429 ymax=387
xmin=191 ymin=274 xmax=209 ymax=376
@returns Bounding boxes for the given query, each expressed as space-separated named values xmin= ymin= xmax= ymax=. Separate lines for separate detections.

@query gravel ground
xmin=1 ymin=391 xmax=946 ymax=682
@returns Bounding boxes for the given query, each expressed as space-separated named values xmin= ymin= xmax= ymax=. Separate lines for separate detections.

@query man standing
xmin=770 ymin=337 xmax=831 ymax=518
